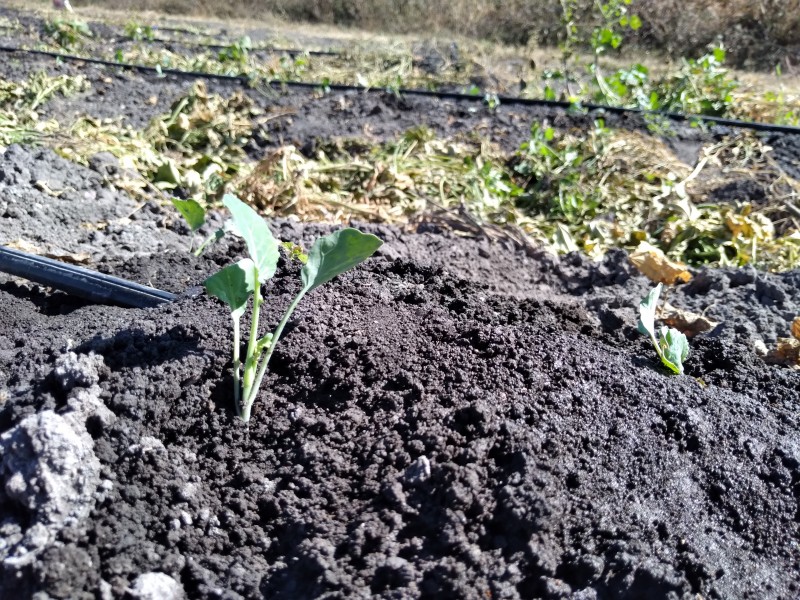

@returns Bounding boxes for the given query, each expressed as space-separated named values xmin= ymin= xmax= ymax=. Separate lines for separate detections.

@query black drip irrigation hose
xmin=151 ymin=25 xmax=215 ymax=37
xmin=112 ymin=34 xmax=341 ymax=57
xmin=0 ymin=244 xmax=176 ymax=308
xmin=2 ymin=44 xmax=800 ymax=136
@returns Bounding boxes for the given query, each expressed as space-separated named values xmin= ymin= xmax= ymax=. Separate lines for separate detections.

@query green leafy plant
xmin=43 ymin=19 xmax=93 ymax=50
xmin=218 ymin=36 xmax=252 ymax=65
xmin=637 ymin=283 xmax=689 ymax=374
xmin=652 ymin=45 xmax=737 ymax=117
xmin=124 ymin=21 xmax=155 ymax=42
xmin=555 ymin=0 xmax=641 ymax=100
xmin=204 ymin=194 xmax=383 ymax=422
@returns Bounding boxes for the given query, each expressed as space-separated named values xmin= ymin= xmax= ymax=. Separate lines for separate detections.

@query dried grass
xmin=69 ymin=0 xmax=800 ymax=68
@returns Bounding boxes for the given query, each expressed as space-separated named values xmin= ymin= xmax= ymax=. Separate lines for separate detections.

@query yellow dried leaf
xmin=629 ymin=241 xmax=692 ymax=284
xmin=7 ymin=239 xmax=41 ymax=254
xmin=6 ymin=240 xmax=90 ymax=264
xmin=725 ymin=212 xmax=774 ymax=242
xmin=659 ymin=303 xmax=719 ymax=338
xmin=764 ymin=338 xmax=800 ymax=367
xmin=792 ymin=317 xmax=800 ymax=341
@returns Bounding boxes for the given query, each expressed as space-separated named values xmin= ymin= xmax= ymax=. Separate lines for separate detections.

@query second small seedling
xmin=637 ymin=283 xmax=689 ymax=375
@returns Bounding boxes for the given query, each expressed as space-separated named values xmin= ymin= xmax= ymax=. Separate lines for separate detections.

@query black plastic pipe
xmin=2 ymin=44 xmax=800 ymax=135
xmin=0 ymin=245 xmax=176 ymax=308
xmin=112 ymin=34 xmax=341 ymax=57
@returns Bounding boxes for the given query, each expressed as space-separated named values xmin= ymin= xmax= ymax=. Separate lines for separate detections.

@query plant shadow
xmin=75 ymin=324 xmax=202 ymax=370
xmin=0 ymin=279 xmax=94 ymax=315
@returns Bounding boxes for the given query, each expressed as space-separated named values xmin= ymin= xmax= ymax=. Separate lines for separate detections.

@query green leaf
xmin=155 ymin=159 xmax=181 ymax=185
xmin=659 ymin=326 xmax=689 ymax=374
xmin=637 ymin=282 xmax=661 ymax=337
xmin=630 ymin=14 xmax=642 ymax=30
xmin=301 ymin=228 xmax=383 ymax=292
xmin=223 ymin=194 xmax=280 ymax=283
xmin=171 ymin=198 xmax=206 ymax=232
xmin=204 ymin=258 xmax=256 ymax=319
xmin=553 ymin=223 xmax=579 ymax=254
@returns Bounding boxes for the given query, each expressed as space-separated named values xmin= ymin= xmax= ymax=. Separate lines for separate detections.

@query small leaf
xmin=301 ymin=229 xmax=383 ymax=292
xmin=223 ymin=194 xmax=280 ymax=283
xmin=204 ymin=258 xmax=256 ymax=318
xmin=553 ymin=224 xmax=579 ymax=254
xmin=155 ymin=159 xmax=181 ymax=185
xmin=630 ymin=14 xmax=642 ymax=30
xmin=659 ymin=326 xmax=689 ymax=374
xmin=171 ymin=198 xmax=206 ymax=232
xmin=637 ymin=282 xmax=661 ymax=338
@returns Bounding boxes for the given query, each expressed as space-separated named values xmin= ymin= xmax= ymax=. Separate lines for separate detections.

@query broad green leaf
xmin=204 ymin=258 xmax=256 ymax=319
xmin=155 ymin=159 xmax=181 ymax=185
xmin=659 ymin=326 xmax=689 ymax=374
xmin=301 ymin=228 xmax=383 ymax=292
xmin=171 ymin=198 xmax=206 ymax=232
xmin=637 ymin=282 xmax=661 ymax=337
xmin=223 ymin=194 xmax=280 ymax=283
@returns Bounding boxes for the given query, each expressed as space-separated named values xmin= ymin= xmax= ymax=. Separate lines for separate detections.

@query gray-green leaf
xmin=171 ymin=198 xmax=206 ymax=232
xmin=204 ymin=258 xmax=256 ymax=318
xmin=301 ymin=228 xmax=383 ymax=292
xmin=223 ymin=194 xmax=279 ymax=283
xmin=637 ymin=282 xmax=661 ymax=338
xmin=155 ymin=159 xmax=181 ymax=185
xmin=659 ymin=326 xmax=689 ymax=375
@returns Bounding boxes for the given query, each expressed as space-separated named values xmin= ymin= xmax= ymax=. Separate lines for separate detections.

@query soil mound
xmin=1 ymin=147 xmax=799 ymax=599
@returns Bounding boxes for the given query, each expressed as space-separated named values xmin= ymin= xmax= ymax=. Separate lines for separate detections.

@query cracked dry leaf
xmin=629 ymin=241 xmax=692 ymax=284
xmin=659 ymin=303 xmax=719 ymax=338
xmin=764 ymin=338 xmax=800 ymax=368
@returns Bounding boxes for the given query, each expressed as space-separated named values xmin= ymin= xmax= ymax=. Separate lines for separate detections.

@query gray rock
xmin=0 ymin=410 xmax=101 ymax=566
xmin=129 ymin=572 xmax=185 ymax=600
xmin=53 ymin=351 xmax=104 ymax=392
xmin=402 ymin=456 xmax=431 ymax=485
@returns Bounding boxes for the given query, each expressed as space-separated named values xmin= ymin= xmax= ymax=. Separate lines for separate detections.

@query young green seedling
xmin=171 ymin=198 xmax=206 ymax=253
xmin=204 ymin=194 xmax=383 ymax=422
xmin=637 ymin=282 xmax=689 ymax=375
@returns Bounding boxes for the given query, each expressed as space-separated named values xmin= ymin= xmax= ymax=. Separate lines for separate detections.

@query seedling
xmin=637 ymin=283 xmax=689 ymax=375
xmin=204 ymin=194 xmax=382 ymax=422
xmin=171 ymin=198 xmax=205 ymax=252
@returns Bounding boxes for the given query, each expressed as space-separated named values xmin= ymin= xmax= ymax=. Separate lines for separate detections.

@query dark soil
xmin=1 ymin=8 xmax=800 ymax=600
